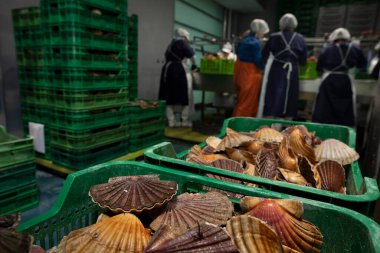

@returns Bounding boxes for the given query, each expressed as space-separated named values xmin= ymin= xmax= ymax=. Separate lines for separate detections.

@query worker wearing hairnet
xmin=232 ymin=19 xmax=269 ymax=117
xmin=312 ymin=28 xmax=367 ymax=127
xmin=258 ymin=13 xmax=307 ymax=119
xmin=159 ymin=28 xmax=197 ymax=128
xmin=218 ymin=42 xmax=237 ymax=61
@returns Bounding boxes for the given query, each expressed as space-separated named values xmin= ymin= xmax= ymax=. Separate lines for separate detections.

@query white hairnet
xmin=279 ymin=13 xmax=298 ymax=29
xmin=328 ymin=28 xmax=351 ymax=42
xmin=175 ymin=28 xmax=190 ymax=41
xmin=250 ymin=19 xmax=269 ymax=34
xmin=222 ymin=42 xmax=232 ymax=53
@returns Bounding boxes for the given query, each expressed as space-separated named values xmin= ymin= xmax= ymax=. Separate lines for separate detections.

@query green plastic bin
xmin=144 ymin=117 xmax=380 ymax=216
xmin=18 ymin=161 xmax=380 ymax=252
xmin=0 ymin=161 xmax=36 ymax=193
xmin=0 ymin=182 xmax=39 ymax=216
xmin=0 ymin=126 xmax=35 ymax=168
xmin=12 ymin=7 xmax=40 ymax=29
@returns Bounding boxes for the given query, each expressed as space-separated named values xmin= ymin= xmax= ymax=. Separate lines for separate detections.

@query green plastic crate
xmin=129 ymin=118 xmax=165 ymax=137
xmin=128 ymin=14 xmax=138 ymax=29
xmin=44 ymin=47 xmax=128 ymax=69
xmin=0 ymin=182 xmax=39 ymax=216
xmin=299 ymin=61 xmax=318 ymax=80
xmin=18 ymin=161 xmax=380 ymax=252
xmin=22 ymin=105 xmax=51 ymax=124
xmin=126 ymin=100 xmax=165 ymax=121
xmin=50 ymin=124 xmax=130 ymax=151
xmin=0 ymin=161 xmax=36 ymax=193
xmin=20 ymin=87 xmax=49 ymax=105
xmin=200 ymin=58 xmax=221 ymax=74
xmin=49 ymin=88 xmax=129 ymax=111
xmin=42 ymin=24 xmax=127 ymax=51
xmin=16 ymin=48 xmax=44 ymax=67
xmin=143 ymin=117 xmax=380 ymax=216
xmin=12 ymin=7 xmax=40 ymax=29
xmin=220 ymin=59 xmax=235 ymax=75
xmin=51 ymin=141 xmax=129 ymax=170
xmin=0 ymin=126 xmax=35 ymax=168
xmin=41 ymin=1 xmax=128 ymax=34
xmin=14 ymin=28 xmax=43 ymax=48
xmin=129 ymin=130 xmax=165 ymax=152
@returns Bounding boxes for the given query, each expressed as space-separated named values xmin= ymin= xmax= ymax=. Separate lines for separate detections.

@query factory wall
xmin=0 ymin=0 xmax=39 ymax=136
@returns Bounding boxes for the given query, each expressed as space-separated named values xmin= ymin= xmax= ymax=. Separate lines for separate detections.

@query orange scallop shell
xmin=289 ymin=128 xmax=316 ymax=164
xmin=278 ymin=138 xmax=299 ymax=172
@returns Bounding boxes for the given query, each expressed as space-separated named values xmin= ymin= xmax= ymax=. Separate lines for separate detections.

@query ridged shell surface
xmin=252 ymin=127 xmax=284 ymax=143
xmin=206 ymin=136 xmax=222 ymax=149
xmin=216 ymin=128 xmax=254 ymax=151
xmin=150 ymin=192 xmax=234 ymax=234
xmin=314 ymin=139 xmax=359 ymax=165
xmin=255 ymin=148 xmax=279 ymax=179
xmin=49 ymin=213 xmax=151 ymax=253
xmin=278 ymin=168 xmax=309 ymax=186
xmin=315 ymin=160 xmax=346 ymax=193
xmin=289 ymin=128 xmax=316 ymax=164
xmin=89 ymin=175 xmax=178 ymax=213
xmin=225 ymin=148 xmax=255 ymax=163
xmin=226 ymin=215 xmax=283 ymax=253
xmin=0 ymin=228 xmax=33 ymax=253
xmin=144 ymin=223 xmax=239 ymax=253
xmin=0 ymin=213 xmax=21 ymax=228
xmin=242 ymin=197 xmax=323 ymax=253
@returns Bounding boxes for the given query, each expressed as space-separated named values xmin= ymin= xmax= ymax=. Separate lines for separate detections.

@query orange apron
xmin=232 ymin=58 xmax=263 ymax=117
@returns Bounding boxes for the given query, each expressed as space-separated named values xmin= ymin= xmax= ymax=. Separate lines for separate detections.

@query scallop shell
xmin=239 ymin=140 xmax=264 ymax=155
xmin=298 ymin=156 xmax=317 ymax=187
xmin=145 ymin=223 xmax=239 ymax=253
xmin=187 ymin=145 xmax=227 ymax=163
xmin=314 ymin=139 xmax=359 ymax=165
xmin=225 ymin=147 xmax=255 ymax=163
xmin=252 ymin=127 xmax=284 ymax=143
xmin=89 ymin=175 xmax=178 ymax=213
xmin=315 ymin=160 xmax=346 ymax=193
xmin=226 ymin=215 xmax=283 ymax=253
xmin=216 ymin=128 xmax=255 ymax=151
xmin=241 ymin=197 xmax=323 ymax=253
xmin=204 ymin=159 xmax=245 ymax=199
xmin=187 ymin=145 xmax=203 ymax=159
xmin=0 ymin=228 xmax=33 ymax=253
xmin=278 ymin=168 xmax=310 ymax=186
xmin=53 ymin=213 xmax=151 ymax=253
xmin=143 ymin=225 xmax=181 ymax=253
xmin=255 ymin=148 xmax=279 ymax=179
xmin=206 ymin=136 xmax=222 ymax=149
xmin=289 ymin=128 xmax=316 ymax=164
xmin=282 ymin=125 xmax=315 ymax=146
xmin=0 ymin=213 xmax=21 ymax=228
xmin=278 ymin=138 xmax=299 ymax=172
xmin=202 ymin=145 xmax=217 ymax=154
xmin=150 ymin=192 xmax=234 ymax=234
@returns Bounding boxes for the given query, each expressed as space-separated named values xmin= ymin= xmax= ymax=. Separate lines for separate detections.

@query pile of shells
xmin=186 ymin=126 xmax=359 ymax=194
xmin=47 ymin=172 xmax=323 ymax=253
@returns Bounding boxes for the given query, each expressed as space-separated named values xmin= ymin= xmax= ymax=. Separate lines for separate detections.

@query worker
xmin=312 ymin=28 xmax=367 ymax=127
xmin=158 ymin=28 xmax=197 ymax=128
xmin=217 ymin=42 xmax=237 ymax=61
xmin=258 ymin=13 xmax=308 ymax=119
xmin=369 ymin=42 xmax=380 ymax=79
xmin=232 ymin=19 xmax=269 ymax=117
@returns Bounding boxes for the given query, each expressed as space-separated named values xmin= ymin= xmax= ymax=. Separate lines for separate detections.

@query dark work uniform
xmin=158 ymin=38 xmax=195 ymax=105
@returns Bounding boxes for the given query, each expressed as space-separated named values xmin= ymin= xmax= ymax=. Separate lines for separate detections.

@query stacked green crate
xmin=0 ymin=126 xmax=39 ymax=216
xmin=36 ymin=0 xmax=130 ymax=170
xmin=12 ymin=7 xmax=53 ymax=159
xmin=126 ymin=100 xmax=166 ymax=152
xmin=128 ymin=15 xmax=138 ymax=99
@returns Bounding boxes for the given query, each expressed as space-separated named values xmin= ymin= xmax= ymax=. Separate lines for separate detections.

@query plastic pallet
xmin=18 ymin=161 xmax=380 ymax=252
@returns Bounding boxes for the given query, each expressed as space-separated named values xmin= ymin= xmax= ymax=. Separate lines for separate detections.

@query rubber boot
xmin=181 ymin=105 xmax=192 ymax=128
xmin=166 ymin=105 xmax=180 ymax=127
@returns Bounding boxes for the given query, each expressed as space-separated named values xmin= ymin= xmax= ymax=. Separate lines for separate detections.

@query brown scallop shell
xmin=216 ymin=128 xmax=255 ymax=151
xmin=145 ymin=223 xmax=239 ymax=253
xmin=150 ymin=192 xmax=234 ymax=234
xmin=278 ymin=168 xmax=310 ymax=186
xmin=143 ymin=225 xmax=181 ymax=253
xmin=204 ymin=159 xmax=245 ymax=199
xmin=314 ymin=139 xmax=359 ymax=165
xmin=206 ymin=136 xmax=222 ymax=149
xmin=241 ymin=197 xmax=323 ymax=253
xmin=226 ymin=215 xmax=283 ymax=253
xmin=298 ymin=156 xmax=317 ymax=187
xmin=187 ymin=145 xmax=227 ymax=163
xmin=278 ymin=138 xmax=299 ymax=172
xmin=289 ymin=128 xmax=317 ymax=164
xmin=282 ymin=125 xmax=315 ymax=146
xmin=202 ymin=145 xmax=217 ymax=154
xmin=53 ymin=213 xmax=151 ymax=253
xmin=0 ymin=213 xmax=21 ymax=229
xmin=239 ymin=140 xmax=264 ymax=155
xmin=225 ymin=147 xmax=255 ymax=163
xmin=89 ymin=175 xmax=178 ymax=213
xmin=0 ymin=228 xmax=33 ymax=253
xmin=314 ymin=160 xmax=346 ymax=193
xmin=252 ymin=127 xmax=284 ymax=143
xmin=255 ymin=148 xmax=279 ymax=179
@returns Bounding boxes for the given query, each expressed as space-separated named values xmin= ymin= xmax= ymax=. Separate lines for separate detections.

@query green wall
xmin=174 ymin=0 xmax=225 ymax=104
